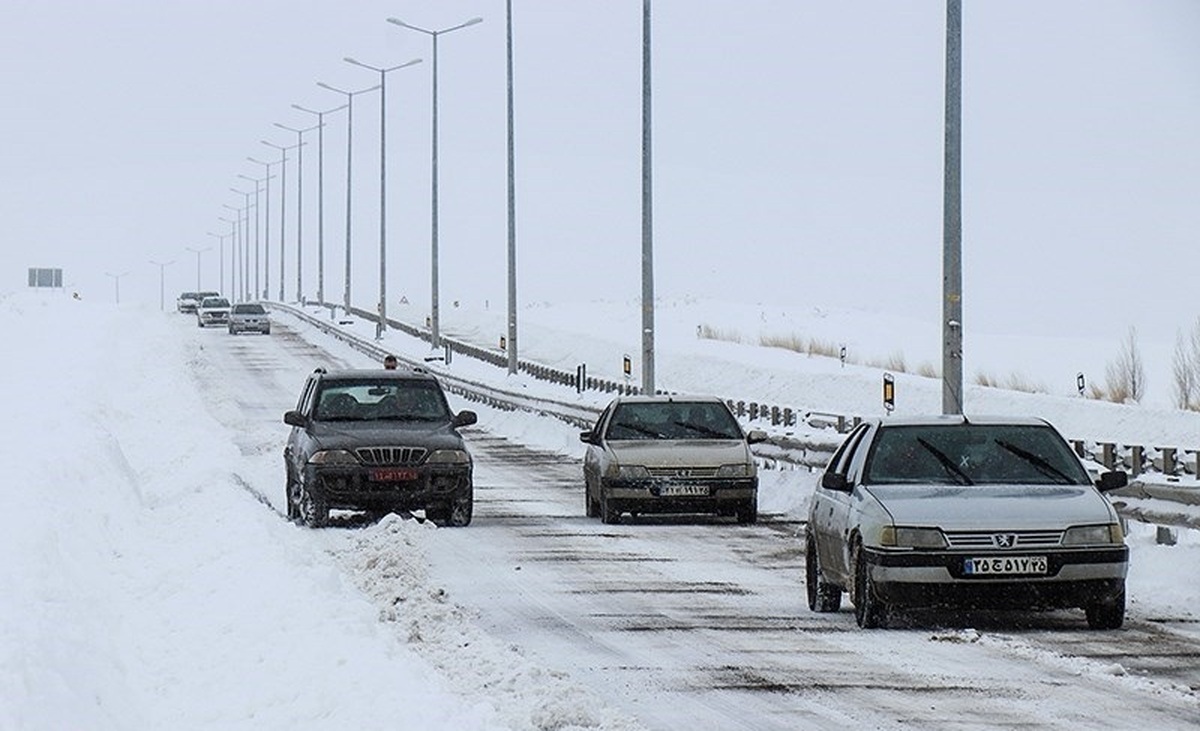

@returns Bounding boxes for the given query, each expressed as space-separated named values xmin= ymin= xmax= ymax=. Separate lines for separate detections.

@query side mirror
xmin=283 ymin=410 xmax=307 ymax=428
xmin=580 ymin=431 xmax=598 ymax=445
xmin=745 ymin=429 xmax=768 ymax=445
xmin=821 ymin=471 xmax=850 ymax=492
xmin=453 ymin=410 xmax=478 ymax=428
xmin=1095 ymin=470 xmax=1129 ymax=492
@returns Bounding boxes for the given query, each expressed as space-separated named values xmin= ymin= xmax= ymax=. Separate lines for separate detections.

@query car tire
xmin=735 ymin=501 xmax=758 ymax=524
xmin=447 ymin=490 xmax=473 ymax=527
xmin=600 ymin=494 xmax=620 ymax=525
xmin=806 ymin=536 xmax=843 ymax=613
xmin=285 ymin=477 xmax=299 ymax=521
xmin=1085 ymin=586 xmax=1126 ymax=630
xmin=585 ymin=475 xmax=599 ymax=518
xmin=853 ymin=545 xmax=887 ymax=629
xmin=297 ymin=483 xmax=328 ymax=528
xmin=264 ymin=327 xmax=271 ymax=335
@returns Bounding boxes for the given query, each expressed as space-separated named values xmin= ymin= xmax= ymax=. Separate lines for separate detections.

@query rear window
xmin=201 ymin=298 xmax=230 ymax=308
xmin=863 ymin=424 xmax=1091 ymax=486
xmin=233 ymin=304 xmax=266 ymax=315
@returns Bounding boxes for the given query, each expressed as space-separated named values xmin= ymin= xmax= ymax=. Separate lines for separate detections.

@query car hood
xmin=863 ymin=484 xmax=1116 ymax=530
xmin=309 ymin=420 xmax=466 ymax=452
xmin=606 ymin=440 xmax=750 ymax=467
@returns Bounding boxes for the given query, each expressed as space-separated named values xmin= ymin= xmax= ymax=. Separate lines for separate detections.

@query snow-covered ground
xmin=3 ymin=289 xmax=1198 ymax=730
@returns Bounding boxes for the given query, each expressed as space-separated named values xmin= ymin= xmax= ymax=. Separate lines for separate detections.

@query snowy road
xmin=199 ymin=317 xmax=1200 ymax=730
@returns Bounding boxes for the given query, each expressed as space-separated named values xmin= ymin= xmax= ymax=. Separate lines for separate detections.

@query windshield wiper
xmin=993 ymin=439 xmax=1075 ymax=484
xmin=916 ymin=438 xmax=974 ymax=485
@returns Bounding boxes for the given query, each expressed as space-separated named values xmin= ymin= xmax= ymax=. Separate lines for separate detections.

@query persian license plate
xmin=369 ymin=467 xmax=419 ymax=482
xmin=659 ymin=485 xmax=710 ymax=497
xmin=963 ymin=555 xmax=1047 ymax=576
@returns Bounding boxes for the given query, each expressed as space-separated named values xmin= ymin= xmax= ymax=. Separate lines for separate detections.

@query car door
xmin=582 ymin=403 xmax=615 ymax=498
xmin=284 ymin=376 xmax=318 ymax=480
xmin=811 ymin=424 xmax=870 ymax=586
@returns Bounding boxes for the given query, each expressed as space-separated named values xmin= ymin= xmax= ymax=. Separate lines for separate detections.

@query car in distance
xmin=228 ymin=303 xmax=270 ymax=335
xmin=195 ymin=296 xmax=231 ymax=327
xmin=176 ymin=291 xmax=201 ymax=313
xmin=580 ymin=395 xmax=766 ymax=524
xmin=283 ymin=367 xmax=477 ymax=528
xmin=805 ymin=415 xmax=1130 ymax=629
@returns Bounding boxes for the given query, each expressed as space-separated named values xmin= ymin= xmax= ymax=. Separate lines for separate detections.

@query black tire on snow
xmin=806 ymin=536 xmax=842 ymax=612
xmin=1085 ymin=587 xmax=1126 ymax=630
xmin=298 ymin=484 xmax=328 ymax=528
xmin=853 ymin=546 xmax=887 ymax=629
xmin=600 ymin=495 xmax=620 ymax=525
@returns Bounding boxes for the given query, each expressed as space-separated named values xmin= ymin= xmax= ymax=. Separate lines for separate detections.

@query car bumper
xmin=229 ymin=320 xmax=269 ymax=333
xmin=304 ymin=465 xmax=471 ymax=512
xmin=600 ymin=477 xmax=757 ymax=514
xmin=863 ymin=545 xmax=1128 ymax=609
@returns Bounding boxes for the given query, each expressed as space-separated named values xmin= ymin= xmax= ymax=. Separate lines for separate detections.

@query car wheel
xmin=853 ymin=544 xmax=887 ymax=629
xmin=735 ymin=501 xmax=758 ymax=525
xmin=264 ymin=327 xmax=271 ymax=335
xmin=600 ymin=494 xmax=620 ymax=525
xmin=806 ymin=536 xmax=842 ymax=612
xmin=584 ymin=475 xmax=599 ymax=518
xmin=447 ymin=490 xmax=473 ymax=527
xmin=297 ymin=483 xmax=328 ymax=528
xmin=1085 ymin=585 xmax=1126 ymax=630
xmin=285 ymin=477 xmax=299 ymax=521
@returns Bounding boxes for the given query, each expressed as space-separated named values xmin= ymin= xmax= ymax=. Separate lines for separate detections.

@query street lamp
xmin=387 ymin=16 xmax=482 ymax=349
xmin=317 ymin=81 xmax=380 ymax=314
xmin=344 ymin=55 xmax=423 ymax=339
xmin=274 ymin=122 xmax=320 ymax=303
xmin=105 ymin=271 xmax=130 ymax=305
xmin=149 ymin=261 xmax=173 ymax=310
xmin=504 ymin=0 xmax=518 ymax=375
xmin=221 ymin=204 xmax=242 ymax=298
xmin=239 ymin=172 xmax=273 ymax=301
xmin=247 ymin=156 xmax=281 ymax=300
xmin=230 ymin=188 xmax=256 ymax=303
xmin=262 ymin=139 xmax=305 ymax=301
xmin=206 ymin=230 xmax=230 ymax=293
xmin=640 ymin=0 xmax=655 ymax=395
xmin=185 ymin=246 xmax=210 ymax=291
xmin=292 ymin=102 xmax=347 ymax=307
xmin=217 ymin=215 xmax=238 ymax=296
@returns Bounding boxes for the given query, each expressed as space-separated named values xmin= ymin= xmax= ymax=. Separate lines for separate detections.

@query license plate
xmin=963 ymin=556 xmax=1047 ymax=576
xmin=369 ymin=468 xmax=419 ymax=482
xmin=659 ymin=485 xmax=710 ymax=497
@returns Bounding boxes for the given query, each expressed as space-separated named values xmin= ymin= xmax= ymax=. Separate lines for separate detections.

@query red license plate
xmin=369 ymin=468 xmax=419 ymax=482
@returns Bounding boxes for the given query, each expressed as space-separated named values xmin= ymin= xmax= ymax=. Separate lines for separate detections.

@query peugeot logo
xmin=991 ymin=534 xmax=1018 ymax=549
xmin=675 ymin=469 xmax=692 ymax=478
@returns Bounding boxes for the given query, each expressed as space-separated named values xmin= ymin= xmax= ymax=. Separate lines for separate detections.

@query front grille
xmin=646 ymin=466 xmax=719 ymax=479
xmin=944 ymin=530 xmax=1064 ymax=549
xmin=356 ymin=446 xmax=427 ymax=466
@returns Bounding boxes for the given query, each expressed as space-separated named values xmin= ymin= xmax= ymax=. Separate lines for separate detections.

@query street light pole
xmin=641 ymin=0 xmax=655 ymax=395
xmin=505 ymin=0 xmax=518 ymax=375
xmin=185 ymin=246 xmax=209 ymax=291
xmin=217 ymin=217 xmax=237 ymax=294
xmin=206 ymin=231 xmax=230 ymax=293
xmin=942 ymin=0 xmax=964 ymax=415
xmin=262 ymin=139 xmax=304 ymax=301
xmin=345 ymin=56 xmax=423 ymax=339
xmin=292 ymin=103 xmax=347 ymax=307
xmin=247 ymin=158 xmax=280 ymax=300
xmin=317 ymin=81 xmax=381 ymax=315
xmin=239 ymin=173 xmax=273 ymax=301
xmin=149 ymin=260 xmax=173 ymax=310
xmin=221 ymin=204 xmax=242 ymax=299
xmin=105 ymin=271 xmax=130 ymax=305
xmin=274 ymin=122 xmax=320 ymax=303
xmin=231 ymin=188 xmax=255 ymax=303
xmin=388 ymin=16 xmax=482 ymax=349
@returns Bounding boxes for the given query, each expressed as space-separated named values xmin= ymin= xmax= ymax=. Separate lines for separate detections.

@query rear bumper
xmin=229 ymin=320 xmax=269 ymax=333
xmin=863 ymin=546 xmax=1128 ymax=609
xmin=198 ymin=312 xmax=229 ymax=325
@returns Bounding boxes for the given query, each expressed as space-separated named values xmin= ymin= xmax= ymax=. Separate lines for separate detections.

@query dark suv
xmin=283 ymin=367 xmax=477 ymax=527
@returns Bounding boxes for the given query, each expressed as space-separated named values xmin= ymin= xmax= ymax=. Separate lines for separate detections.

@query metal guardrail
xmin=272 ymin=303 xmax=1199 ymax=531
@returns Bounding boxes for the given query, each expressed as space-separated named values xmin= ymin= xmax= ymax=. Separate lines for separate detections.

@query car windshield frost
xmin=314 ymin=380 xmax=451 ymax=422
xmin=862 ymin=424 xmax=1091 ymax=486
xmin=604 ymin=401 xmax=742 ymax=440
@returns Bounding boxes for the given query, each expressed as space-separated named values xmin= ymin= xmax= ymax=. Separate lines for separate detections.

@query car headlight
xmin=427 ymin=449 xmax=470 ymax=465
xmin=716 ymin=463 xmax=755 ymax=478
xmin=605 ymin=463 xmax=650 ymax=480
xmin=1063 ymin=523 xmax=1124 ymax=546
xmin=879 ymin=526 xmax=947 ymax=549
xmin=308 ymin=449 xmax=359 ymax=465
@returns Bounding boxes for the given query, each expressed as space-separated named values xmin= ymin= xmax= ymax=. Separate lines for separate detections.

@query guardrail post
xmin=1128 ymin=445 xmax=1144 ymax=477
xmin=1100 ymin=443 xmax=1115 ymax=470
xmin=783 ymin=407 xmax=794 ymax=427
xmin=1156 ymin=526 xmax=1178 ymax=546
xmin=1159 ymin=447 xmax=1177 ymax=476
xmin=836 ymin=415 xmax=846 ymax=433
xmin=749 ymin=403 xmax=760 ymax=421
xmin=771 ymin=406 xmax=781 ymax=425
xmin=1071 ymin=439 xmax=1085 ymax=458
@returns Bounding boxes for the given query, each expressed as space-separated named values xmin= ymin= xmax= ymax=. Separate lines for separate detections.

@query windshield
xmin=863 ymin=423 xmax=1091 ymax=486
xmin=604 ymin=401 xmax=742 ymax=440
xmin=314 ymin=379 xmax=451 ymax=422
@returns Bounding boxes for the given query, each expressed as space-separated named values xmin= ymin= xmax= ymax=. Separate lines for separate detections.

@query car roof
xmin=608 ymin=394 xmax=727 ymax=405
xmin=314 ymin=367 xmax=436 ymax=382
xmin=868 ymin=414 xmax=1052 ymax=428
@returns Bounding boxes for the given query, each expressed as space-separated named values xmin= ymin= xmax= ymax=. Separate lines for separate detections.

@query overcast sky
xmin=2 ymin=1 xmax=1198 ymax=347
